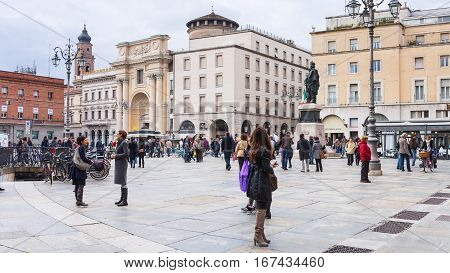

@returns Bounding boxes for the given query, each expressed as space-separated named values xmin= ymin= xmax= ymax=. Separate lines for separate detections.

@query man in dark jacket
xmin=280 ymin=132 xmax=293 ymax=170
xmin=221 ymin=132 xmax=235 ymax=171
xmin=297 ymin=134 xmax=311 ymax=172
xmin=309 ymin=136 xmax=315 ymax=165
xmin=410 ymin=135 xmax=419 ymax=166
xmin=359 ymin=136 xmax=371 ymax=183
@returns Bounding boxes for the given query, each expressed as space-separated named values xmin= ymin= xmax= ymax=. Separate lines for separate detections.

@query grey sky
xmin=0 ymin=0 xmax=443 ymax=81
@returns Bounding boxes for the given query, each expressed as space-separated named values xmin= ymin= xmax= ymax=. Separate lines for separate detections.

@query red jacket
xmin=359 ymin=141 xmax=371 ymax=161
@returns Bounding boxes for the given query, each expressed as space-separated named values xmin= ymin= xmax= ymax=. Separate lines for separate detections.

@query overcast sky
xmin=0 ymin=0 xmax=444 ymax=81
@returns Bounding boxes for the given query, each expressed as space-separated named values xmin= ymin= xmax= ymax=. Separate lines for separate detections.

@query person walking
xmin=111 ymin=130 xmax=129 ymax=207
xmin=221 ymin=132 xmax=235 ymax=171
xmin=195 ymin=138 xmax=204 ymax=163
xmin=280 ymin=132 xmax=293 ymax=171
xmin=297 ymin=134 xmax=310 ymax=172
xmin=247 ymin=127 xmax=275 ymax=247
xmin=345 ymin=138 xmax=357 ymax=166
xmin=41 ymin=136 xmax=49 ymax=148
xmin=410 ymin=134 xmax=419 ymax=166
xmin=235 ymin=134 xmax=249 ymax=171
xmin=309 ymin=136 xmax=315 ymax=165
xmin=355 ymin=137 xmax=361 ymax=166
xmin=166 ymin=139 xmax=173 ymax=157
xmin=138 ymin=142 xmax=146 ymax=168
xmin=341 ymin=137 xmax=347 ymax=158
xmin=359 ymin=136 xmax=371 ymax=183
xmin=421 ymin=135 xmax=435 ymax=168
xmin=128 ymin=138 xmax=138 ymax=168
xmin=398 ymin=133 xmax=412 ymax=172
xmin=70 ymin=136 xmax=93 ymax=207
xmin=312 ymin=137 xmax=324 ymax=172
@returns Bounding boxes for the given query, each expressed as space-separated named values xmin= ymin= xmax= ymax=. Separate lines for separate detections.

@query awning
xmin=375 ymin=121 xmax=450 ymax=132
xmin=322 ymin=115 xmax=346 ymax=133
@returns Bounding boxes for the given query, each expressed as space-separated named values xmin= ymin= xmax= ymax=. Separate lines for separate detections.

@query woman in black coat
xmin=71 ymin=136 xmax=93 ymax=207
xmin=246 ymin=127 xmax=276 ymax=247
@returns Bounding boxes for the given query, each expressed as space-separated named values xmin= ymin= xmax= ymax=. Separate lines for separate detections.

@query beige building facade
xmin=312 ymin=5 xmax=450 ymax=152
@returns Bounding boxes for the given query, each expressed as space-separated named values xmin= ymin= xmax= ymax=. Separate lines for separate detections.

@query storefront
xmin=322 ymin=115 xmax=346 ymax=145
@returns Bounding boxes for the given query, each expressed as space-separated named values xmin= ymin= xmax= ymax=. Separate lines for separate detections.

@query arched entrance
xmin=130 ymin=93 xmax=150 ymax=132
xmin=263 ymin=122 xmax=271 ymax=135
xmin=210 ymin=119 xmax=229 ymax=138
xmin=322 ymin=115 xmax=346 ymax=144
xmin=241 ymin=120 xmax=252 ymax=135
xmin=179 ymin=120 xmax=195 ymax=134
xmin=97 ymin=130 xmax=102 ymax=144
xmin=280 ymin=123 xmax=289 ymax=137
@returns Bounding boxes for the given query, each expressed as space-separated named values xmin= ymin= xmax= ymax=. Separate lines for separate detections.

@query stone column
xmin=116 ymin=80 xmax=123 ymax=130
xmin=161 ymin=69 xmax=168 ymax=134
xmin=148 ymin=74 xmax=156 ymax=132
xmin=155 ymin=73 xmax=163 ymax=133
xmin=123 ymin=79 xmax=129 ymax=132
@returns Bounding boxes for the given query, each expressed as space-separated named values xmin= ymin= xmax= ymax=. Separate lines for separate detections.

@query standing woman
xmin=235 ymin=134 xmax=249 ymax=171
xmin=247 ymin=127 xmax=276 ymax=247
xmin=71 ymin=136 xmax=93 ymax=207
xmin=345 ymin=138 xmax=356 ymax=166
xmin=138 ymin=142 xmax=146 ymax=168
xmin=111 ymin=130 xmax=129 ymax=207
xmin=312 ymin=137 xmax=324 ymax=172
xmin=128 ymin=138 xmax=138 ymax=168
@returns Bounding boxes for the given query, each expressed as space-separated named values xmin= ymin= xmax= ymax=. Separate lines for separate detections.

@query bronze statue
xmin=305 ymin=61 xmax=320 ymax=104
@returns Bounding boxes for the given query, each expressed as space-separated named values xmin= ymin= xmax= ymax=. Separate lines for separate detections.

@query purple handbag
xmin=239 ymin=160 xmax=249 ymax=192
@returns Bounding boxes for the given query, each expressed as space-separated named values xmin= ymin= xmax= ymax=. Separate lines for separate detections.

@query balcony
xmin=83 ymin=118 xmax=116 ymax=126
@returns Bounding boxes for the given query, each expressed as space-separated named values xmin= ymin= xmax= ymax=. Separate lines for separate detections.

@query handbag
xmin=139 ymin=149 xmax=144 ymax=153
xmin=239 ymin=160 xmax=249 ymax=192
xmin=320 ymin=150 xmax=326 ymax=159
xmin=73 ymin=147 xmax=90 ymax=171
xmin=269 ymin=173 xmax=278 ymax=192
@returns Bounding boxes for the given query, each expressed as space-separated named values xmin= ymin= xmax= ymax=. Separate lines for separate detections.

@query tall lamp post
xmin=345 ymin=0 xmax=401 ymax=176
xmin=52 ymin=39 xmax=86 ymax=138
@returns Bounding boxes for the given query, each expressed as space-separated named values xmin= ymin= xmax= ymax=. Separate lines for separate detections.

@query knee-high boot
xmin=117 ymin=188 xmax=128 ymax=207
xmin=76 ymin=186 xmax=88 ymax=207
xmin=254 ymin=209 xmax=268 ymax=247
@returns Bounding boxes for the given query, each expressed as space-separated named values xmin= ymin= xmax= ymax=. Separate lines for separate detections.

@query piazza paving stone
xmin=1 ymin=158 xmax=450 ymax=253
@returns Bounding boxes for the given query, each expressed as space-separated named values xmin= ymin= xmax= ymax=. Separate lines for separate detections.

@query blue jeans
xmin=399 ymin=153 xmax=411 ymax=171
xmin=281 ymin=149 xmax=289 ymax=169
xmin=411 ymin=149 xmax=417 ymax=166
xmin=397 ymin=154 xmax=401 ymax=169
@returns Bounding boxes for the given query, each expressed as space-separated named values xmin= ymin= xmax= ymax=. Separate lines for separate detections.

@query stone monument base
xmin=294 ymin=103 xmax=326 ymax=145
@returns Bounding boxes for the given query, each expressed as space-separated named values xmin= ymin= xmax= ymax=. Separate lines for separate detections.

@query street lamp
xmin=52 ymin=39 xmax=86 ymax=138
xmin=344 ymin=0 xmax=401 ymax=177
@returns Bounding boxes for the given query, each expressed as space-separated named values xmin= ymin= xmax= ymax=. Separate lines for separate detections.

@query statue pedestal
xmin=294 ymin=103 xmax=326 ymax=145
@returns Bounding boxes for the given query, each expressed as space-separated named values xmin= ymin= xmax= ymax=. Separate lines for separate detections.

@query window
xmin=255 ymin=97 xmax=260 ymax=114
xmin=290 ymin=102 xmax=295 ymax=118
xmin=414 ymin=80 xmax=425 ymax=101
xmin=33 ymin=90 xmax=39 ymax=98
xmin=256 ymin=77 xmax=260 ymax=91
xmin=373 ymin=60 xmax=381 ymax=72
xmin=98 ymin=110 xmax=102 ymax=119
xmin=215 ymin=94 xmax=223 ymax=112
xmin=350 ymin=118 xmax=358 ymax=128
xmin=265 ymin=80 xmax=270 ymax=93
xmin=298 ymin=56 xmax=302 ymax=66
xmin=112 ymin=89 xmax=116 ymax=98
xmin=17 ymin=106 xmax=23 ymax=119
xmin=215 ymin=74 xmax=223 ymax=87
xmin=349 ymin=62 xmax=358 ymax=74
xmin=1 ymin=87 xmax=7 ymax=95
xmin=306 ymin=59 xmax=309 ymax=67
xmin=283 ymin=84 xmax=287 ymax=96
xmin=275 ymin=100 xmax=279 ymax=116
xmin=84 ymin=112 xmax=88 ymax=120
xmin=411 ymin=110 xmax=429 ymax=119
xmin=32 ymin=131 xmax=39 ymax=140
xmin=1 ymin=105 xmax=7 ymax=118
xmin=245 ymin=75 xmax=250 ymax=89
xmin=137 ymin=69 xmax=144 ymax=84
xmin=274 ymin=82 xmax=279 ymax=95
xmin=265 ymin=45 xmax=269 ymax=55
xmin=255 ymin=58 xmax=260 ymax=72
xmin=274 ymin=48 xmax=279 ymax=58
xmin=349 ymin=84 xmax=359 ymax=104
xmin=91 ymin=92 xmax=95 ymax=101
xmin=33 ymin=108 xmax=39 ymax=120
xmin=274 ymin=64 xmax=279 ymax=76
xmin=183 ymin=77 xmax=191 ymax=90
xmin=441 ymin=33 xmax=449 ymax=43
xmin=327 ymin=85 xmax=337 ymax=105
xmin=105 ymin=90 xmax=109 ymax=99
xmin=183 ymin=58 xmax=191 ymax=71
xmin=265 ymin=61 xmax=270 ymax=74
xmin=265 ymin=99 xmax=270 ymax=115
xmin=283 ymin=102 xmax=287 ymax=117
xmin=298 ymin=71 xmax=303 ymax=83
xmin=91 ymin=111 xmax=95 ymax=120
xmin=216 ymin=54 xmax=223 ymax=67
xmin=373 ymin=36 xmax=381 ymax=49
xmin=415 ymin=57 xmax=424 ymax=69
xmin=199 ymin=96 xmax=206 ymax=113
xmin=350 ymin=39 xmax=358 ymax=51
xmin=436 ymin=110 xmax=450 ymax=118
xmin=291 ymin=54 xmax=294 ymax=63
xmin=183 ymin=97 xmax=191 ymax=113
xmin=48 ymin=109 xmax=53 ymax=120
xmin=112 ymin=109 xmax=116 ymax=119
xmin=18 ymin=89 xmax=24 ymax=97
xmin=84 ymin=93 xmax=88 ymax=101
xmin=199 ymin=76 xmax=207 ymax=89
xmin=199 ymin=56 xmax=207 ymax=69
xmin=256 ymin=41 xmax=260 ymax=52
xmin=441 ymin=79 xmax=450 ymax=101
xmin=374 ymin=82 xmax=382 ymax=103
xmin=98 ymin=91 xmax=102 ymax=100
xmin=328 ymin=64 xmax=336 ymax=76
xmin=48 ymin=92 xmax=53 ymax=100
xmin=416 ymin=35 xmax=425 ymax=45
xmin=328 ymin=41 xmax=336 ymax=53
xmin=283 ymin=51 xmax=287 ymax=60
xmin=245 ymin=95 xmax=250 ymax=113
xmin=291 ymin=69 xmax=295 ymax=81
xmin=105 ymin=110 xmax=108 ymax=119
xmin=440 ymin=55 xmax=449 ymax=68
xmin=283 ymin=67 xmax=287 ymax=79
xmin=245 ymin=56 xmax=250 ymax=69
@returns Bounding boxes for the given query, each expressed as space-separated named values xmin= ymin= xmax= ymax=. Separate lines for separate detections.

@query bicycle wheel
xmin=54 ymin=164 xmax=67 ymax=181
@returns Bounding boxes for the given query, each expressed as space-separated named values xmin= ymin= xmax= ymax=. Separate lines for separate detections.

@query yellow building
xmin=311 ymin=5 xmax=450 ymax=153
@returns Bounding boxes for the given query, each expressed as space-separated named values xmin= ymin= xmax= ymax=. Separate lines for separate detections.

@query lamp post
xmin=52 ymin=39 xmax=86 ymax=138
xmin=345 ymin=0 xmax=401 ymax=176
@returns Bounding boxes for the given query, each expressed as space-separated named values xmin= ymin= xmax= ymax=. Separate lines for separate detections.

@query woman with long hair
xmin=71 ymin=136 xmax=93 ymax=207
xmin=247 ymin=127 xmax=276 ymax=247
xmin=235 ymin=134 xmax=249 ymax=171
